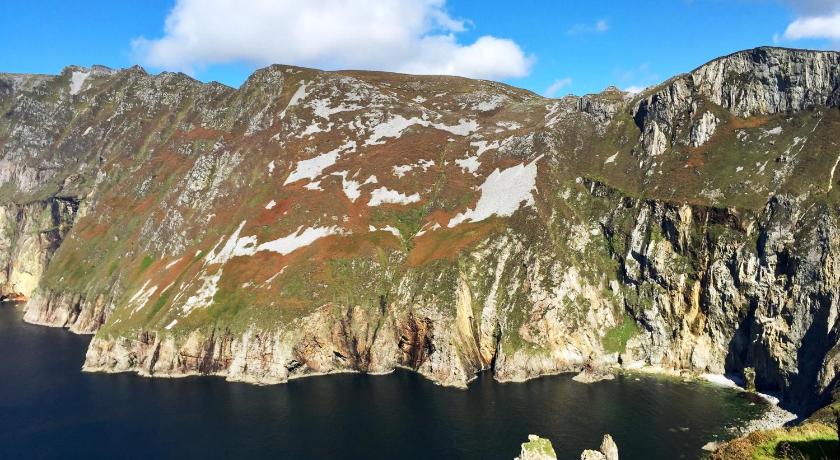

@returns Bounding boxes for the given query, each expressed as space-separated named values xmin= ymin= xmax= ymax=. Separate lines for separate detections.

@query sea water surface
xmin=0 ymin=305 xmax=764 ymax=459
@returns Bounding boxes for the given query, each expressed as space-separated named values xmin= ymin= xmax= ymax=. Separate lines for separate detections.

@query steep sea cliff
xmin=1 ymin=47 xmax=839 ymax=417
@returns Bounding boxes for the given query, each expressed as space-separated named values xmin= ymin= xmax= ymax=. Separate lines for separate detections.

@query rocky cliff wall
xmin=79 ymin=176 xmax=840 ymax=412
xmin=1 ymin=47 xmax=838 ymax=415
xmin=0 ymin=197 xmax=79 ymax=301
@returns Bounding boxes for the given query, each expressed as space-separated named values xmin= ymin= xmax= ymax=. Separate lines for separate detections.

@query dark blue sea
xmin=0 ymin=304 xmax=763 ymax=459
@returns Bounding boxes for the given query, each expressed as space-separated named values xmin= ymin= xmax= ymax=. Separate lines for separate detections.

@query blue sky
xmin=2 ymin=1 xmax=838 ymax=96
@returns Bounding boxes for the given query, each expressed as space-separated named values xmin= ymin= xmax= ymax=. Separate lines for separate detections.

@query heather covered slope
xmin=2 ymin=47 xmax=840 ymax=413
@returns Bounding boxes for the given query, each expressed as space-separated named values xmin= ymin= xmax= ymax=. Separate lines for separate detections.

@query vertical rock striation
xmin=0 ymin=198 xmax=79 ymax=301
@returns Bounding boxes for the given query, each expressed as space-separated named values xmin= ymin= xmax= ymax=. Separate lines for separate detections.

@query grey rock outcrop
xmin=633 ymin=47 xmax=840 ymax=161
xmin=600 ymin=434 xmax=619 ymax=460
xmin=0 ymin=198 xmax=79 ymax=301
xmin=693 ymin=47 xmax=840 ymax=116
xmin=580 ymin=434 xmax=619 ymax=460
xmin=689 ymin=111 xmax=718 ymax=147
xmin=516 ymin=435 xmax=557 ymax=460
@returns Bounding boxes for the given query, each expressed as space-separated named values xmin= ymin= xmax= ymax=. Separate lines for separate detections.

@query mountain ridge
xmin=33 ymin=45 xmax=839 ymax=99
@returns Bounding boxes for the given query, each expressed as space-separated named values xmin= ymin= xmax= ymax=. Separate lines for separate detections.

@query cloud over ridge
xmin=780 ymin=0 xmax=840 ymax=46
xmin=132 ymin=0 xmax=533 ymax=80
xmin=784 ymin=13 xmax=840 ymax=41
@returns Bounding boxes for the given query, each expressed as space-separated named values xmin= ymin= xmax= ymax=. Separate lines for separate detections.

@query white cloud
xmin=132 ymin=0 xmax=533 ymax=80
xmin=543 ymin=77 xmax=573 ymax=97
xmin=623 ymin=85 xmax=646 ymax=94
xmin=568 ymin=19 xmax=609 ymax=35
xmin=778 ymin=1 xmax=840 ymax=47
xmin=783 ymin=13 xmax=840 ymax=40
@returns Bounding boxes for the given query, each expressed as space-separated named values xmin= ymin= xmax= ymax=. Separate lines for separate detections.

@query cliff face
xmin=2 ymin=47 xmax=839 ymax=412
xmin=0 ymin=197 xmax=78 ymax=301
xmin=602 ymin=187 xmax=840 ymax=406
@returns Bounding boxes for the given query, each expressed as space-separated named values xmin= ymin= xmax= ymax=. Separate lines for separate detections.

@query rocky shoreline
xmin=18 ymin=280 xmax=808 ymax=449
xmin=7 ymin=298 xmax=809 ymax=458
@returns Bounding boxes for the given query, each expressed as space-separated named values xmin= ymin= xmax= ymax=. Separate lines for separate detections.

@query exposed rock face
xmin=580 ymin=434 xmax=619 ymax=460
xmin=600 ymin=435 xmax=619 ymax=460
xmin=692 ymin=48 xmax=840 ymax=116
xmin=0 ymin=198 xmax=79 ymax=301
xmin=689 ymin=111 xmax=718 ymax=147
xmin=633 ymin=47 xmax=840 ymax=167
xmin=572 ymin=367 xmax=615 ymax=384
xmin=594 ymin=187 xmax=840 ymax=408
xmin=1 ymin=47 xmax=839 ymax=414
xmin=516 ymin=435 xmax=557 ymax=460
xmin=23 ymin=288 xmax=112 ymax=333
xmin=580 ymin=452 xmax=605 ymax=460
